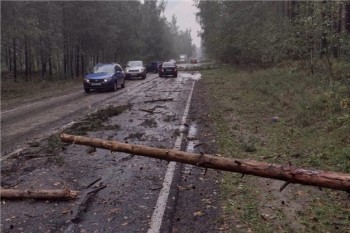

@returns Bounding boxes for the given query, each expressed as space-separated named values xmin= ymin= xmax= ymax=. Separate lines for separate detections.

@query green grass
xmin=201 ymin=66 xmax=350 ymax=232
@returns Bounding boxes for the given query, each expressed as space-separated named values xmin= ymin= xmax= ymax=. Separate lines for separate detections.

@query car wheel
xmin=121 ymin=80 xmax=125 ymax=88
xmin=142 ymin=74 xmax=146 ymax=80
xmin=174 ymin=74 xmax=177 ymax=78
xmin=112 ymin=82 xmax=117 ymax=91
xmin=84 ymin=88 xmax=90 ymax=93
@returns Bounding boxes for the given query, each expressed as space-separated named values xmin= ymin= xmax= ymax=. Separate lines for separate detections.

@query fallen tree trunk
xmin=0 ymin=188 xmax=80 ymax=200
xmin=60 ymin=133 xmax=350 ymax=192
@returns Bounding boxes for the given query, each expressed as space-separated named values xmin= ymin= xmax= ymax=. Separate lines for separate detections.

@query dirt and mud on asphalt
xmin=1 ymin=71 xmax=223 ymax=233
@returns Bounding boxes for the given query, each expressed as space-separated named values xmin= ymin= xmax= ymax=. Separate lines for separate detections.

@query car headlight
xmin=84 ymin=78 xmax=90 ymax=83
xmin=126 ymin=69 xmax=129 ymax=72
xmin=104 ymin=77 xmax=112 ymax=82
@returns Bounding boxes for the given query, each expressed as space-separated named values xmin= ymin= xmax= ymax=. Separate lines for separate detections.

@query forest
xmin=196 ymin=0 xmax=350 ymax=76
xmin=1 ymin=1 xmax=194 ymax=81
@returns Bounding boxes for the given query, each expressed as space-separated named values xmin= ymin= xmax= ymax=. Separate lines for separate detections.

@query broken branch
xmin=0 ymin=188 xmax=80 ymax=200
xmin=144 ymin=98 xmax=173 ymax=103
xmin=139 ymin=108 xmax=154 ymax=114
xmin=60 ymin=134 xmax=350 ymax=192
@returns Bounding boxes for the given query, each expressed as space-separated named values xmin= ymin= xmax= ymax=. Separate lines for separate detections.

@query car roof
xmin=95 ymin=63 xmax=120 ymax=66
xmin=162 ymin=62 xmax=175 ymax=66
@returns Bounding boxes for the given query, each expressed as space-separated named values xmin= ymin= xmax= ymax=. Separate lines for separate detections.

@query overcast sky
xmin=162 ymin=0 xmax=201 ymax=47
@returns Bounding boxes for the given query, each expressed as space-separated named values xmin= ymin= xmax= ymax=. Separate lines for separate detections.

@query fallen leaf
xmin=193 ymin=211 xmax=205 ymax=217
xmin=261 ymin=213 xmax=270 ymax=221
xmin=61 ymin=209 xmax=70 ymax=215
xmin=296 ymin=191 xmax=305 ymax=196
xmin=108 ymin=208 xmax=120 ymax=214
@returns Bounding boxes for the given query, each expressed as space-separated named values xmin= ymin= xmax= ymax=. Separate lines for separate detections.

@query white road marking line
xmin=147 ymin=81 xmax=196 ymax=233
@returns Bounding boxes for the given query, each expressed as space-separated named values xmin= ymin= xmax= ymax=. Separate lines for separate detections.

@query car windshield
xmin=162 ymin=62 xmax=175 ymax=67
xmin=92 ymin=64 xmax=114 ymax=74
xmin=127 ymin=61 xmax=143 ymax=67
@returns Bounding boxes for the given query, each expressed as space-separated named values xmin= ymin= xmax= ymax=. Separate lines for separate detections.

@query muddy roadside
xmin=168 ymin=77 xmax=224 ymax=233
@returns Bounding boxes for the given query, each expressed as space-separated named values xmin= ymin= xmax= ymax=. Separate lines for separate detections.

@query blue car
xmin=83 ymin=63 xmax=125 ymax=93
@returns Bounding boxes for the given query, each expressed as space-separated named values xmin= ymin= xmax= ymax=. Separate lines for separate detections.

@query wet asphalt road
xmin=1 ymin=73 xmax=164 ymax=156
xmin=1 ymin=71 xmax=221 ymax=233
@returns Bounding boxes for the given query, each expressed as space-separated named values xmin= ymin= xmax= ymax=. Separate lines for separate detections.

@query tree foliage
xmin=1 ymin=1 xmax=194 ymax=81
xmin=195 ymin=0 xmax=350 ymax=68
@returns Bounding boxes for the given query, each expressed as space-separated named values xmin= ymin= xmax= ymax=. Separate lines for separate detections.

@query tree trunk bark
xmin=24 ymin=36 xmax=29 ymax=81
xmin=81 ymin=54 xmax=85 ymax=76
xmin=13 ymin=37 xmax=17 ymax=82
xmin=0 ymin=188 xmax=80 ymax=200
xmin=60 ymin=134 xmax=350 ymax=192
xmin=64 ymin=41 xmax=68 ymax=76
xmin=8 ymin=48 xmax=12 ymax=71
xmin=70 ymin=49 xmax=74 ymax=78
xmin=345 ymin=3 xmax=350 ymax=33
xmin=41 ymin=45 xmax=46 ymax=78
xmin=49 ymin=46 xmax=52 ymax=77
xmin=76 ymin=45 xmax=80 ymax=78
xmin=28 ymin=40 xmax=32 ymax=81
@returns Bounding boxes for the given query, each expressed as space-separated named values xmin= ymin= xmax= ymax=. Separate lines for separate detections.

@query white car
xmin=125 ymin=60 xmax=146 ymax=79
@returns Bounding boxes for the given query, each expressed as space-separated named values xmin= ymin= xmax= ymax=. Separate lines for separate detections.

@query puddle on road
xmin=184 ymin=122 xmax=200 ymax=175
xmin=178 ymin=72 xmax=201 ymax=81
xmin=186 ymin=122 xmax=199 ymax=153
xmin=188 ymin=122 xmax=198 ymax=137
xmin=140 ymin=119 xmax=158 ymax=128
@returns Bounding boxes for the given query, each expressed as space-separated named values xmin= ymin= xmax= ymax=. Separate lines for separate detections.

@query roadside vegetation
xmin=201 ymin=66 xmax=349 ymax=232
xmin=196 ymin=1 xmax=350 ymax=231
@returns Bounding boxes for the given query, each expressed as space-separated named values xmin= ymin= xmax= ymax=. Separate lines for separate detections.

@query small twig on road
xmin=279 ymin=182 xmax=290 ymax=192
xmin=194 ymin=143 xmax=207 ymax=148
xmin=139 ymin=108 xmax=154 ymax=114
xmin=86 ymin=185 xmax=107 ymax=195
xmin=149 ymin=186 xmax=162 ymax=191
xmin=84 ymin=178 xmax=102 ymax=189
xmin=144 ymin=98 xmax=173 ymax=103
xmin=69 ymin=184 xmax=107 ymax=224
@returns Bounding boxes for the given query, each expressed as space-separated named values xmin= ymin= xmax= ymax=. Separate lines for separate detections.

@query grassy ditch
xmin=201 ymin=66 xmax=350 ymax=232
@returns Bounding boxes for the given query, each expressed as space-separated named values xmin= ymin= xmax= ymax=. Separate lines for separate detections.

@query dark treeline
xmin=1 ymin=1 xmax=194 ymax=81
xmin=196 ymin=0 xmax=350 ymax=70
